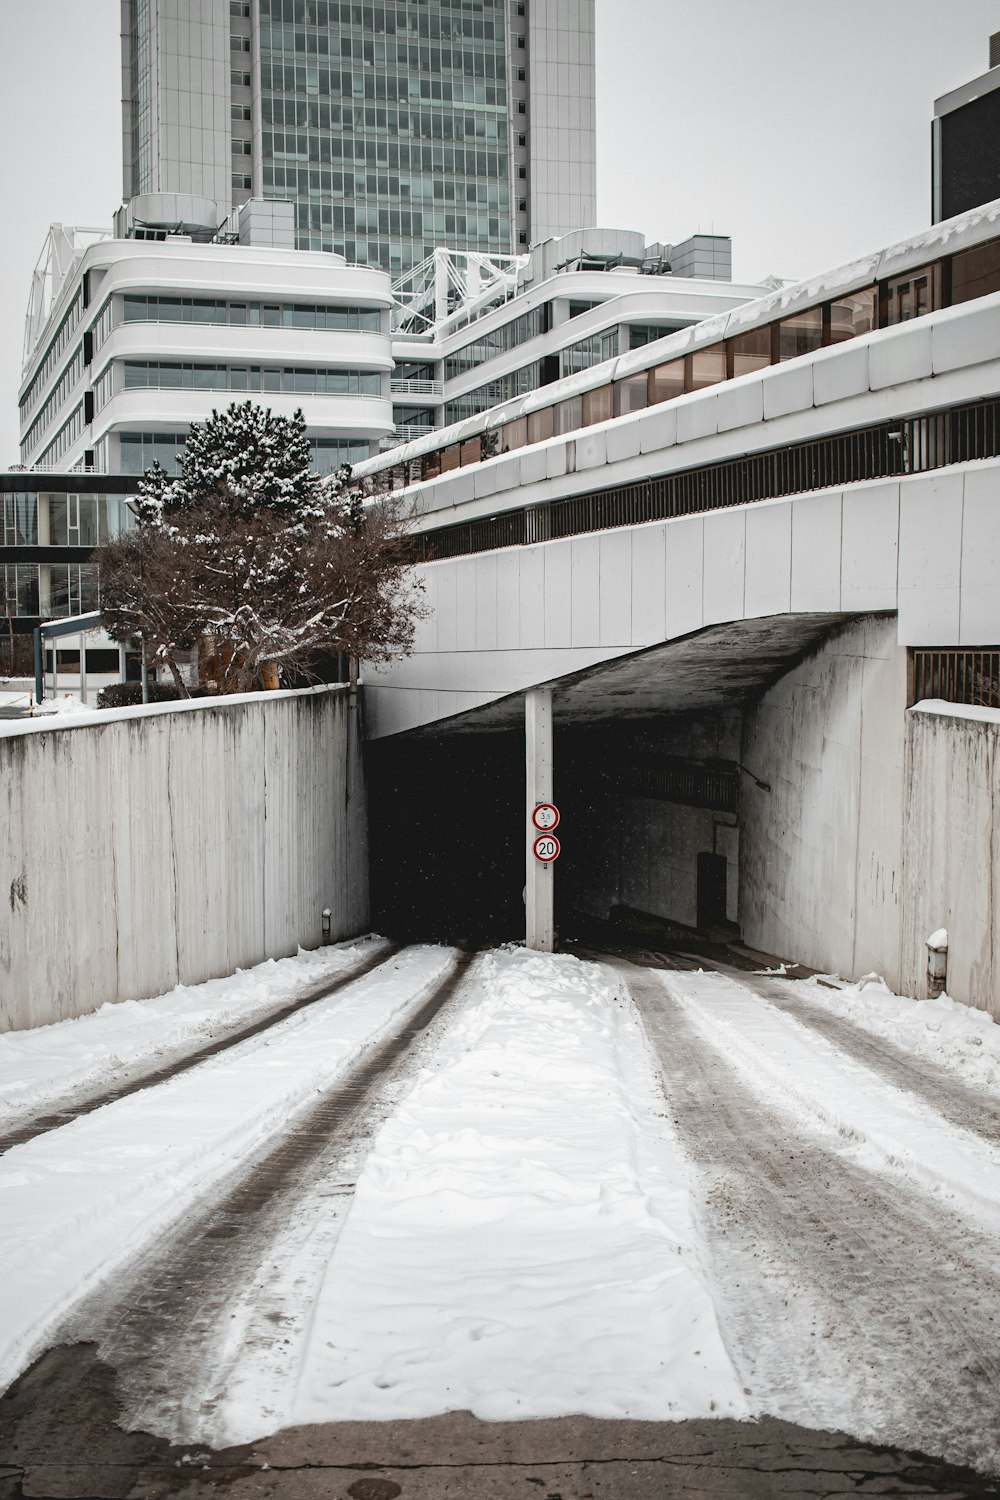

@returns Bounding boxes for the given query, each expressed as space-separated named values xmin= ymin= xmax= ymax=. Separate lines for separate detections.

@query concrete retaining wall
xmin=0 ymin=686 xmax=368 ymax=1032
xmin=902 ymin=707 xmax=1000 ymax=1015
xmin=740 ymin=617 xmax=1000 ymax=1016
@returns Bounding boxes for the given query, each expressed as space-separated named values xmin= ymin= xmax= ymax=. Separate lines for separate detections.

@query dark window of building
xmin=881 ymin=263 xmax=942 ymax=325
xmin=583 ymin=386 xmax=613 ymax=426
xmin=938 ymin=89 xmax=1000 ymax=221
xmin=527 ymin=407 xmax=554 ymax=444
xmin=829 ymin=287 xmax=877 ymax=342
xmin=727 ymin=326 xmax=771 ymax=378
xmin=648 ymin=359 xmax=685 ymax=404
xmin=688 ymin=345 xmax=726 ymax=390
xmin=776 ymin=307 xmax=823 ymax=361
xmin=950 ymin=240 xmax=1000 ymax=304
xmin=614 ymin=373 xmax=648 ymax=416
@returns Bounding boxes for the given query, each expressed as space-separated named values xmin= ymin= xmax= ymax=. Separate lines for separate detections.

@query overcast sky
xmin=1 ymin=0 xmax=998 ymax=465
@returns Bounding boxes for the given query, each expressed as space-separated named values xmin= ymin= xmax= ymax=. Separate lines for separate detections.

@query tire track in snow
xmin=612 ymin=958 xmax=1000 ymax=1477
xmin=0 ymin=942 xmax=401 ymax=1157
xmin=713 ymin=964 xmax=1000 ymax=1148
xmin=59 ymin=950 xmax=477 ymax=1446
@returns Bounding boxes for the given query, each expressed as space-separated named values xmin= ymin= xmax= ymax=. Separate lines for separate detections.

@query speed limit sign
xmin=533 ymin=833 xmax=560 ymax=863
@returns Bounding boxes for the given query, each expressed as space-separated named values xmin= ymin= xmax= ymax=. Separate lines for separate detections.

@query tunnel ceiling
xmin=399 ymin=612 xmax=865 ymax=738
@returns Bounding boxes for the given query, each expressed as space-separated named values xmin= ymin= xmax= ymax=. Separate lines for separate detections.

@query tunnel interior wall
xmin=740 ymin=616 xmax=907 ymax=988
xmin=0 ymin=687 xmax=369 ymax=1033
xmin=556 ymin=717 xmax=741 ymax=936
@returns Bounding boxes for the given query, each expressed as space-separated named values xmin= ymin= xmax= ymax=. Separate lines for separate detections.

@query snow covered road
xmin=618 ymin=959 xmax=1000 ymax=1476
xmin=3 ymin=943 xmax=1000 ymax=1480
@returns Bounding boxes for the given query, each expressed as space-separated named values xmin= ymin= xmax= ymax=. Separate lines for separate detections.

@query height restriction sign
xmin=532 ymin=802 xmax=560 ymax=831
xmin=533 ymin=833 xmax=561 ymax=863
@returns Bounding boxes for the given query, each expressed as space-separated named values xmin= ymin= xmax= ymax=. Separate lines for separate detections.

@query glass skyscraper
xmin=120 ymin=0 xmax=596 ymax=278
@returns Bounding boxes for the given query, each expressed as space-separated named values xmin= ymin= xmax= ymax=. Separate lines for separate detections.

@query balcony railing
xmin=390 ymin=378 xmax=443 ymax=399
xmin=380 ymin=424 xmax=436 ymax=451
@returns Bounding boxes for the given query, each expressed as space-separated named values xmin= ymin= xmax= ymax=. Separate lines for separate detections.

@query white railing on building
xmin=390 ymin=379 xmax=444 ymax=399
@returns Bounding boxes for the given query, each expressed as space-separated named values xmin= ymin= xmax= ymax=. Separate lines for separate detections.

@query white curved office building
xmin=19 ymin=212 xmax=395 ymax=475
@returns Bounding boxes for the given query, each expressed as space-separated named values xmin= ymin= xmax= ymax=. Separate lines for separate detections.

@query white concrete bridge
xmin=363 ymin=285 xmax=1000 ymax=739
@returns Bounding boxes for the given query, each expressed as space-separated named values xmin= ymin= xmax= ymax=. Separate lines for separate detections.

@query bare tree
xmin=97 ymin=404 xmax=424 ymax=693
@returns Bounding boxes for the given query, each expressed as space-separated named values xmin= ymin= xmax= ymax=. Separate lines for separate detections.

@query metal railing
xmin=390 ymin=378 xmax=443 ymax=399
xmin=408 ymin=395 xmax=1000 ymax=564
xmin=910 ymin=649 xmax=1000 ymax=709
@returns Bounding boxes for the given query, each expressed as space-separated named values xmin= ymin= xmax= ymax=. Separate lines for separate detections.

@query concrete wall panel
xmin=630 ymin=525 xmax=667 ymax=645
xmin=790 ymin=491 xmax=842 ymax=613
xmin=841 ymin=482 xmax=899 ymax=613
xmin=570 ymin=535 xmax=601 ymax=647
xmin=598 ymin=531 xmax=633 ymax=645
xmin=702 ymin=509 xmax=746 ymax=626
xmin=664 ymin=516 xmax=705 ymax=639
xmin=959 ymin=466 xmax=1000 ymax=643
xmin=0 ymin=689 xmax=367 ymax=1033
xmin=544 ymin=542 xmax=573 ymax=648
xmin=745 ymin=501 xmax=792 ymax=618
xmin=897 ymin=471 xmax=964 ymax=643
xmin=869 ymin=323 xmax=933 ymax=391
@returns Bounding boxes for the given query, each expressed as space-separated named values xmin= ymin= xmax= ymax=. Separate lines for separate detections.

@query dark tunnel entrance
xmin=365 ymin=715 xmax=743 ymax=951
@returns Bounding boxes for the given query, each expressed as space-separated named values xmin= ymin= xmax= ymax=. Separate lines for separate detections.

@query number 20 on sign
xmin=533 ymin=833 xmax=560 ymax=863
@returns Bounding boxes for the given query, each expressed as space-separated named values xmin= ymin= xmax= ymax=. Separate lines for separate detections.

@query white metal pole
xmin=525 ymin=686 xmax=554 ymax=952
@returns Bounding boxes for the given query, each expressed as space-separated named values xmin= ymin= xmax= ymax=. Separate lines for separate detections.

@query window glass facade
xmin=19 ymin=286 xmax=84 ymax=421
xmin=365 ymin=232 xmax=1000 ymax=494
xmin=258 ymin=0 xmax=512 ymax=275
xmin=122 ymin=362 xmax=382 ymax=395
xmin=22 ymin=348 xmax=85 ymax=453
xmin=310 ymin=437 xmax=371 ymax=470
xmin=38 ymin=405 xmax=85 ymax=468
xmin=444 ymin=304 xmax=548 ymax=378
xmin=950 ymin=239 xmax=1000 ymax=304
xmin=559 ymin=327 xmax=618 ymax=378
xmin=444 ymin=361 xmax=540 ymax=422
xmin=629 ymin=324 xmax=683 ymax=350
xmin=122 ymin=295 xmax=382 ymax=331
xmin=119 ymin=432 xmax=189 ymax=474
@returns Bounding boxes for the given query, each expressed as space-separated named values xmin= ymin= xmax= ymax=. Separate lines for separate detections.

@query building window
xmin=515 ymin=34 xmax=525 ymax=47
xmin=231 ymin=69 xmax=251 ymax=86
xmin=122 ymin=362 xmax=383 ymax=397
xmin=231 ymin=33 xmax=250 ymax=50
xmin=230 ymin=0 xmax=250 ymax=13
xmin=516 ymin=68 xmax=526 ymax=81
xmin=119 ymin=432 xmax=188 ymax=474
xmin=232 ymin=104 xmax=251 ymax=121
xmin=233 ymin=138 xmax=252 ymax=154
xmin=516 ymin=101 xmax=526 ymax=114
xmin=232 ymin=173 xmax=252 ymax=189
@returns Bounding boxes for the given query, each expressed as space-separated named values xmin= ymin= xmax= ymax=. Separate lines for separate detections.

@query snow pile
xmin=664 ymin=971 xmax=1000 ymax=1232
xmin=779 ymin=973 xmax=1000 ymax=1099
xmin=290 ymin=948 xmax=747 ymax=1429
xmin=0 ymin=936 xmax=391 ymax=1133
xmin=0 ymin=945 xmax=457 ymax=1394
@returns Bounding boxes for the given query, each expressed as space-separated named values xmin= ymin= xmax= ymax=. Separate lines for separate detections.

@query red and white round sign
xmin=532 ymin=802 xmax=560 ymax=831
xmin=533 ymin=833 xmax=561 ymax=863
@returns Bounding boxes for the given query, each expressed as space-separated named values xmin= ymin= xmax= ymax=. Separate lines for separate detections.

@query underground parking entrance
xmin=365 ymin=611 xmax=860 ymax=955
